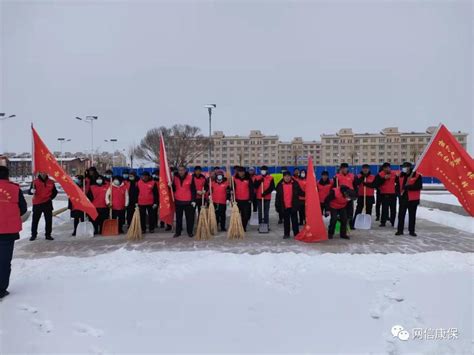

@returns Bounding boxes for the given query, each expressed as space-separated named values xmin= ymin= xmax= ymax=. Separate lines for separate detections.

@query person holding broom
xmin=275 ymin=171 xmax=304 ymax=239
xmin=125 ymin=170 xmax=139 ymax=227
xmin=254 ymin=165 xmax=275 ymax=227
xmin=172 ymin=165 xmax=196 ymax=238
xmin=233 ymin=166 xmax=254 ymax=231
xmin=192 ymin=166 xmax=208 ymax=214
xmin=211 ymin=170 xmax=230 ymax=231
xmin=106 ymin=175 xmax=129 ymax=234
xmin=137 ymin=172 xmax=159 ymax=234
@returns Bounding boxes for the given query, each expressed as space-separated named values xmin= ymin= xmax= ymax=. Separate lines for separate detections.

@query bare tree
xmin=135 ymin=124 xmax=210 ymax=167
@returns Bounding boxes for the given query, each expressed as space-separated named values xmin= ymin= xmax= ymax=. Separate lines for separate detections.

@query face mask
xmin=104 ymin=174 xmax=111 ymax=179
xmin=300 ymin=172 xmax=306 ymax=178
xmin=217 ymin=175 xmax=223 ymax=182
xmin=96 ymin=179 xmax=103 ymax=185
xmin=152 ymin=175 xmax=158 ymax=179
xmin=129 ymin=176 xmax=135 ymax=181
xmin=73 ymin=178 xmax=80 ymax=185
xmin=113 ymin=179 xmax=120 ymax=186
xmin=402 ymin=167 xmax=409 ymax=173
xmin=122 ymin=174 xmax=129 ymax=179
xmin=346 ymin=197 xmax=352 ymax=201
xmin=261 ymin=170 xmax=267 ymax=176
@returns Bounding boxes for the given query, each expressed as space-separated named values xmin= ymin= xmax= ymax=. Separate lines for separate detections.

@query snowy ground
xmin=2 ymin=192 xmax=473 ymax=354
xmin=421 ymin=191 xmax=462 ymax=206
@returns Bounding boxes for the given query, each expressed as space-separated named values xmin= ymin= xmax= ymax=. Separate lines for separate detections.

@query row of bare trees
xmin=133 ymin=124 xmax=209 ymax=167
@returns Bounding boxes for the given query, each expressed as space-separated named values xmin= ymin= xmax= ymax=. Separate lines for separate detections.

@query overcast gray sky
xmin=1 ymin=0 xmax=472 ymax=154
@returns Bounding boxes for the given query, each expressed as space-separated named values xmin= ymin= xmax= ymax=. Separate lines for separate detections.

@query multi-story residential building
xmin=321 ymin=126 xmax=468 ymax=165
xmin=191 ymin=130 xmax=322 ymax=167
xmin=7 ymin=157 xmax=91 ymax=177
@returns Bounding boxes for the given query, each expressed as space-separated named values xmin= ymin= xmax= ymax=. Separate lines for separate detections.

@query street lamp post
xmin=104 ymin=138 xmax=118 ymax=167
xmin=0 ymin=113 xmax=16 ymax=154
xmin=75 ymin=115 xmax=98 ymax=165
xmin=57 ymin=138 xmax=71 ymax=170
xmin=204 ymin=104 xmax=216 ymax=173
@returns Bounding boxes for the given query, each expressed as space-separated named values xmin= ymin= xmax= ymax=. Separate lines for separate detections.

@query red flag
xmin=416 ymin=124 xmax=474 ymax=216
xmin=295 ymin=156 xmax=328 ymax=242
xmin=32 ymin=126 xmax=98 ymax=220
xmin=158 ymin=132 xmax=175 ymax=225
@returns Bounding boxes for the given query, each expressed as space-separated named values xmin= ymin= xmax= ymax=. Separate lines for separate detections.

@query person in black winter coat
xmin=68 ymin=175 xmax=85 ymax=236
xmin=275 ymin=172 xmax=304 ymax=238
xmin=126 ymin=171 xmax=139 ymax=226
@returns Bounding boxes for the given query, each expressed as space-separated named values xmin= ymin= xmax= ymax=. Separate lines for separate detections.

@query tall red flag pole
xmin=158 ymin=132 xmax=175 ymax=226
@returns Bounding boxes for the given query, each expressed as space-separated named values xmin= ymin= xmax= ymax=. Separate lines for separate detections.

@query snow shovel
xmin=354 ymin=177 xmax=372 ymax=230
xmin=258 ymin=183 xmax=269 ymax=233
xmin=249 ymin=210 xmax=259 ymax=226
xmin=76 ymin=180 xmax=94 ymax=237
xmin=102 ymin=181 xmax=119 ymax=236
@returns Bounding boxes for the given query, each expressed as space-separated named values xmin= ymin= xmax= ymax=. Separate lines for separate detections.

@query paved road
xmin=14 ymin=206 xmax=473 ymax=259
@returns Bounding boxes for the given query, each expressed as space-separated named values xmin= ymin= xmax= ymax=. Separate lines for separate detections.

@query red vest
xmin=211 ymin=180 xmax=228 ymax=204
xmin=111 ymin=184 xmax=127 ymax=210
xmin=283 ymin=182 xmax=293 ymax=209
xmin=123 ymin=180 xmax=131 ymax=190
xmin=90 ymin=184 xmax=108 ymax=208
xmin=296 ymin=178 xmax=306 ymax=201
xmin=329 ymin=187 xmax=348 ymax=210
xmin=400 ymin=173 xmax=421 ymax=201
xmin=256 ymin=175 xmax=273 ymax=200
xmin=317 ymin=180 xmax=332 ymax=203
xmin=379 ymin=171 xmax=397 ymax=194
xmin=174 ymin=174 xmax=193 ymax=202
xmin=0 ymin=180 xmax=22 ymax=234
xmin=193 ymin=175 xmax=206 ymax=192
xmin=357 ymin=174 xmax=375 ymax=197
xmin=32 ymin=178 xmax=55 ymax=205
xmin=335 ymin=173 xmax=354 ymax=189
xmin=137 ymin=179 xmax=155 ymax=205
xmin=234 ymin=177 xmax=250 ymax=201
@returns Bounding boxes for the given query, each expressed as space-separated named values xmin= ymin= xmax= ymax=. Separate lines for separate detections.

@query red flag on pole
xmin=158 ymin=132 xmax=175 ymax=225
xmin=416 ymin=124 xmax=474 ymax=216
xmin=32 ymin=126 xmax=98 ymax=220
xmin=295 ymin=156 xmax=328 ymax=242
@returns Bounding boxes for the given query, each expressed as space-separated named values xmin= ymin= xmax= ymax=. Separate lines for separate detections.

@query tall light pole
xmin=0 ymin=113 xmax=16 ymax=154
xmin=75 ymin=115 xmax=98 ymax=165
xmin=57 ymin=137 xmax=71 ymax=170
xmin=104 ymin=138 xmax=118 ymax=167
xmin=204 ymin=104 xmax=216 ymax=173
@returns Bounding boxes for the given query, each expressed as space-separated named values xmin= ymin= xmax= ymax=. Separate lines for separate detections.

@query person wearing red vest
xmin=295 ymin=169 xmax=307 ymax=225
xmin=317 ymin=171 xmax=332 ymax=215
xmin=275 ymin=171 xmax=304 ymax=239
xmin=106 ymin=176 xmax=129 ymax=234
xmin=367 ymin=162 xmax=398 ymax=227
xmin=172 ymin=166 xmax=196 ymax=237
xmin=333 ymin=163 xmax=356 ymax=231
xmin=137 ymin=171 xmax=159 ymax=233
xmin=0 ymin=166 xmax=28 ymax=299
xmin=29 ymin=172 xmax=58 ymax=241
xmin=211 ymin=171 xmax=230 ymax=231
xmin=193 ymin=166 xmax=208 ymax=214
xmin=233 ymin=166 xmax=254 ymax=231
xmin=395 ymin=162 xmax=423 ymax=236
xmin=254 ymin=165 xmax=275 ymax=226
xmin=275 ymin=167 xmax=289 ymax=223
xmin=87 ymin=175 xmax=109 ymax=235
xmin=324 ymin=185 xmax=356 ymax=239
xmin=352 ymin=164 xmax=376 ymax=228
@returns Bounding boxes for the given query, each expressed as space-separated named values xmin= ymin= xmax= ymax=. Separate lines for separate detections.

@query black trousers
xmin=0 ymin=239 xmax=15 ymax=294
xmin=381 ymin=194 xmax=396 ymax=225
xmin=283 ymin=208 xmax=299 ymax=236
xmin=257 ymin=199 xmax=271 ymax=224
xmin=328 ymin=207 xmax=348 ymax=238
xmin=397 ymin=200 xmax=419 ymax=234
xmin=353 ymin=196 xmax=375 ymax=222
xmin=236 ymin=200 xmax=251 ymax=231
xmin=91 ymin=207 xmax=109 ymax=234
xmin=72 ymin=215 xmax=85 ymax=235
xmin=298 ymin=201 xmax=306 ymax=225
xmin=112 ymin=209 xmax=126 ymax=233
xmin=139 ymin=205 xmax=156 ymax=232
xmin=320 ymin=203 xmax=327 ymax=215
xmin=31 ymin=202 xmax=53 ymax=238
xmin=175 ymin=203 xmax=195 ymax=236
xmin=345 ymin=200 xmax=354 ymax=229
xmin=214 ymin=203 xmax=227 ymax=230
xmin=375 ymin=191 xmax=382 ymax=219
xmin=126 ymin=204 xmax=136 ymax=226
xmin=251 ymin=197 xmax=258 ymax=213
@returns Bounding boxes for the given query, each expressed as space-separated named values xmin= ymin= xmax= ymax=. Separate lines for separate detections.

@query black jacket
xmin=275 ymin=180 xmax=304 ymax=213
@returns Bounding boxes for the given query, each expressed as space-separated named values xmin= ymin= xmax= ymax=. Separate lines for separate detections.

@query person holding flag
xmin=29 ymin=172 xmax=58 ymax=241
xmin=395 ymin=162 xmax=423 ymax=236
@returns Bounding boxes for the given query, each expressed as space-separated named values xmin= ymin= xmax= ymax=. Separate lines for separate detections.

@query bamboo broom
xmin=195 ymin=193 xmax=211 ymax=240
xmin=126 ymin=205 xmax=143 ymax=241
xmin=207 ymin=178 xmax=218 ymax=235
xmin=227 ymin=166 xmax=245 ymax=240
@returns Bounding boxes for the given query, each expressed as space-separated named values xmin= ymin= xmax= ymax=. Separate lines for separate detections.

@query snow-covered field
xmin=421 ymin=191 xmax=462 ymax=206
xmin=2 ymin=250 xmax=472 ymax=354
